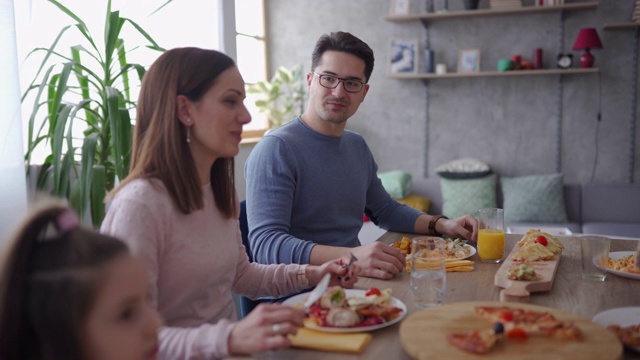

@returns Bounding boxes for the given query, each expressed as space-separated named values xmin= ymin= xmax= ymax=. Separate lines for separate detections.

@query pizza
xmin=517 ymin=229 xmax=564 ymax=254
xmin=511 ymin=243 xmax=556 ymax=262
xmin=447 ymin=306 xmax=583 ymax=354
xmin=475 ymin=306 xmax=583 ymax=340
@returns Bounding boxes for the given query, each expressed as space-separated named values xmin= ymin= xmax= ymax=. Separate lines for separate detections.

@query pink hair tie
xmin=56 ymin=208 xmax=80 ymax=235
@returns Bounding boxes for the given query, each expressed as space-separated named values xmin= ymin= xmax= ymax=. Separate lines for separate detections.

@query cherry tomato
xmin=506 ymin=328 xmax=529 ymax=340
xmin=534 ymin=235 xmax=548 ymax=246
xmin=498 ymin=311 xmax=513 ymax=322
xmin=365 ymin=287 xmax=381 ymax=296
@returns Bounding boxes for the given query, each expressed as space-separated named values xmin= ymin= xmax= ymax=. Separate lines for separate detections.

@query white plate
xmin=282 ymin=289 xmax=407 ymax=333
xmin=592 ymin=307 xmax=640 ymax=352
xmin=451 ymin=245 xmax=476 ymax=260
xmin=605 ymin=251 xmax=640 ymax=280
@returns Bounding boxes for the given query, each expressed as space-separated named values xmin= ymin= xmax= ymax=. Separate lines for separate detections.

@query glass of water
xmin=410 ymin=237 xmax=447 ymax=308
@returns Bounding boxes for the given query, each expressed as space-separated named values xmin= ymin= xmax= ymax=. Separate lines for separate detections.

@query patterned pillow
xmin=379 ymin=170 xmax=412 ymax=199
xmin=440 ymin=174 xmax=497 ymax=219
xmin=501 ymin=173 xmax=568 ymax=223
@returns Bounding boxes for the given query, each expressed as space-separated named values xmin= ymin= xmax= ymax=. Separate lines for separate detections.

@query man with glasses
xmin=245 ymin=31 xmax=478 ymax=280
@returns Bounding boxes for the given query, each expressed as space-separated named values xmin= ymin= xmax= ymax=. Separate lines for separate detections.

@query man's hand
xmin=350 ymin=242 xmax=405 ymax=279
xmin=438 ymin=214 xmax=479 ymax=242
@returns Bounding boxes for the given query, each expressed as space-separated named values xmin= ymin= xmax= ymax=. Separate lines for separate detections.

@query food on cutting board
xmin=511 ymin=229 xmax=563 ymax=262
xmin=506 ymin=263 xmax=540 ymax=281
xmin=306 ymin=286 xmax=403 ymax=328
xmin=447 ymin=306 xmax=583 ymax=354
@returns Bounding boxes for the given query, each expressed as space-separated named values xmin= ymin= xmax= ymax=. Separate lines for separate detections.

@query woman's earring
xmin=186 ymin=118 xmax=191 ymax=143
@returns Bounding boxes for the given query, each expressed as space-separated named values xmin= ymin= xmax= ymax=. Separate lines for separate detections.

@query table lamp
xmin=572 ymin=28 xmax=603 ymax=68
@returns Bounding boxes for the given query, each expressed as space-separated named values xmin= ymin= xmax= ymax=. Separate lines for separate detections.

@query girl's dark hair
xmin=109 ymin=47 xmax=238 ymax=218
xmin=311 ymin=31 xmax=375 ymax=83
xmin=0 ymin=196 xmax=129 ymax=360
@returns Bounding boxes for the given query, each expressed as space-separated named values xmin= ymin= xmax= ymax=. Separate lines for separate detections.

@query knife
xmin=303 ymin=273 xmax=331 ymax=310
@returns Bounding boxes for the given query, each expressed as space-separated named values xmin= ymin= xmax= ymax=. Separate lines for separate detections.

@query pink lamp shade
xmin=572 ymin=28 xmax=603 ymax=68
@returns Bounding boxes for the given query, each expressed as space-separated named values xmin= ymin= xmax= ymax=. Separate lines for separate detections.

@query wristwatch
xmin=429 ymin=215 xmax=449 ymax=237
xmin=557 ymin=54 xmax=573 ymax=69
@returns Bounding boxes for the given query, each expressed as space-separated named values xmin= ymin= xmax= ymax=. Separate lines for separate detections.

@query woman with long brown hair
xmin=101 ymin=47 xmax=358 ymax=359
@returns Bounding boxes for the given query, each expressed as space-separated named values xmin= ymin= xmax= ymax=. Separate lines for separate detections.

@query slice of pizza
xmin=475 ymin=306 xmax=583 ymax=341
xmin=511 ymin=243 xmax=556 ymax=262
xmin=447 ymin=328 xmax=499 ymax=354
xmin=517 ymin=229 xmax=564 ymax=254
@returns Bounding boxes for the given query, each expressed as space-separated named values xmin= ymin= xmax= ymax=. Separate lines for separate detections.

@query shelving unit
xmin=603 ymin=22 xmax=640 ymax=30
xmin=389 ymin=68 xmax=599 ymax=80
xmin=385 ymin=1 xmax=598 ymax=23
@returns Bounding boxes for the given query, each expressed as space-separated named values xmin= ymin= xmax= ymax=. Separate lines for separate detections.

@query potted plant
xmin=23 ymin=0 xmax=164 ymax=227
xmin=246 ymin=64 xmax=306 ymax=129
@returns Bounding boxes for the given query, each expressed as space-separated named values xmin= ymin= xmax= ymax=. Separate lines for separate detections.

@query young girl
xmin=0 ymin=197 xmax=162 ymax=360
xmin=100 ymin=47 xmax=358 ymax=359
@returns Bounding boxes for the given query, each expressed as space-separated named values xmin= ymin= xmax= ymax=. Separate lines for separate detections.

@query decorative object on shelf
xmin=511 ymin=54 xmax=523 ymax=70
xmin=389 ymin=39 xmax=418 ymax=74
xmin=536 ymin=0 xmax=564 ymax=5
xmin=457 ymin=48 xmax=481 ymax=73
xmin=390 ymin=0 xmax=411 ymax=15
xmin=424 ymin=49 xmax=435 ymax=73
xmin=631 ymin=0 xmax=640 ymax=22
xmin=490 ymin=0 xmax=522 ymax=10
xmin=436 ymin=63 xmax=448 ymax=74
xmin=572 ymin=27 xmax=603 ymax=68
xmin=556 ymin=53 xmax=573 ymax=69
xmin=497 ymin=59 xmax=512 ymax=72
xmin=433 ymin=0 xmax=448 ymax=13
xmin=533 ymin=48 xmax=543 ymax=69
xmin=464 ymin=0 xmax=480 ymax=10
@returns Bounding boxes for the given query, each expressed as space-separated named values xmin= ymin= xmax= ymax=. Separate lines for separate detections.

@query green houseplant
xmin=246 ymin=64 xmax=306 ymax=129
xmin=23 ymin=0 xmax=164 ymax=227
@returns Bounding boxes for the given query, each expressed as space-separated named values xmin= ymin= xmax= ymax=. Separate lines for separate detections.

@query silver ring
xmin=272 ymin=323 xmax=282 ymax=335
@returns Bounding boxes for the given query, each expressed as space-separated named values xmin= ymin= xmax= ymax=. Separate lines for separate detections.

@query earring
xmin=186 ymin=118 xmax=191 ymax=143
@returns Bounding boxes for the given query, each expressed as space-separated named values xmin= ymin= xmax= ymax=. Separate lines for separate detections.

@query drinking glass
xmin=477 ymin=208 xmax=505 ymax=263
xmin=580 ymin=235 xmax=610 ymax=281
xmin=410 ymin=237 xmax=446 ymax=308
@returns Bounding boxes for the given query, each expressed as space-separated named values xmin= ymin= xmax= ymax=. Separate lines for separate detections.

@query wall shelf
xmin=385 ymin=1 xmax=598 ymax=23
xmin=603 ymin=22 xmax=640 ymax=30
xmin=389 ymin=68 xmax=599 ymax=80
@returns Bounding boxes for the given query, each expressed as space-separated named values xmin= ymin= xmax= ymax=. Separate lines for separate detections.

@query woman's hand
xmin=228 ymin=303 xmax=304 ymax=355
xmin=306 ymin=256 xmax=360 ymax=289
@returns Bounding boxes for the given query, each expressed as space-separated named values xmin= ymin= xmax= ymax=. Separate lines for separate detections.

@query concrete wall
xmin=236 ymin=0 xmax=640 ymax=200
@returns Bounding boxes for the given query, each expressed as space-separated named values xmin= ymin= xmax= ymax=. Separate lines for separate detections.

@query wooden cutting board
xmin=399 ymin=301 xmax=623 ymax=360
xmin=494 ymin=243 xmax=562 ymax=301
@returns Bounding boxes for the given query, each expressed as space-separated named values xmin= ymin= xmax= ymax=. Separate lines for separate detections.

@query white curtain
xmin=0 ymin=0 xmax=28 ymax=243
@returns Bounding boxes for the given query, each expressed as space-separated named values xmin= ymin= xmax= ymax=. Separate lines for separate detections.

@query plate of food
xmin=592 ymin=307 xmax=640 ymax=352
xmin=604 ymin=251 xmax=640 ymax=280
xmin=392 ymin=236 xmax=475 ymax=260
xmin=282 ymin=287 xmax=407 ymax=333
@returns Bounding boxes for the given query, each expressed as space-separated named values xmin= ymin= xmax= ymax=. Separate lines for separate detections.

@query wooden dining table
xmin=231 ymin=232 xmax=640 ymax=360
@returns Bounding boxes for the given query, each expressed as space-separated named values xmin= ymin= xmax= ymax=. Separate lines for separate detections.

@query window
xmin=234 ymin=0 xmax=269 ymax=138
xmin=15 ymin=0 xmax=267 ymax=163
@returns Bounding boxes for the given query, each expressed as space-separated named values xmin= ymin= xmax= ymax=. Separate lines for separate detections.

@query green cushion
xmin=501 ymin=173 xmax=568 ymax=223
xmin=440 ymin=174 xmax=497 ymax=219
xmin=378 ymin=170 xmax=412 ymax=199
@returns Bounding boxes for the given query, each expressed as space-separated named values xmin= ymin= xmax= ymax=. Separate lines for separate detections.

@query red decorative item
xmin=572 ymin=28 xmax=603 ymax=68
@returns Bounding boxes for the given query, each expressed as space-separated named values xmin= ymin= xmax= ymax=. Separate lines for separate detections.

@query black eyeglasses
xmin=312 ymin=72 xmax=366 ymax=93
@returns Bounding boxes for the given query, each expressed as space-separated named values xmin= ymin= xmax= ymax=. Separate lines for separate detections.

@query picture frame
xmin=457 ymin=48 xmax=481 ymax=73
xmin=389 ymin=39 xmax=418 ymax=74
xmin=389 ymin=0 xmax=411 ymax=15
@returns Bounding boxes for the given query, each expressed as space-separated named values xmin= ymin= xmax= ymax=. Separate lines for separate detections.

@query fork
xmin=341 ymin=253 xmax=358 ymax=282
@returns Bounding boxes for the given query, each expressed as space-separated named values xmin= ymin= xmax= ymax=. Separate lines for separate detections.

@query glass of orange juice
xmin=477 ymin=208 xmax=505 ymax=263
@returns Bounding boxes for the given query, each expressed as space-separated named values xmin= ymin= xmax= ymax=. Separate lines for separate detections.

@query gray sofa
xmin=411 ymin=178 xmax=640 ymax=238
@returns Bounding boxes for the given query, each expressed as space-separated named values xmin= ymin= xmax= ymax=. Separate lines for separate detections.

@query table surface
xmin=230 ymin=233 xmax=640 ymax=360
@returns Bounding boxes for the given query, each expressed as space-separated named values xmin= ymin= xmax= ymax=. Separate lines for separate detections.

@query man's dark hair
xmin=311 ymin=31 xmax=375 ymax=83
